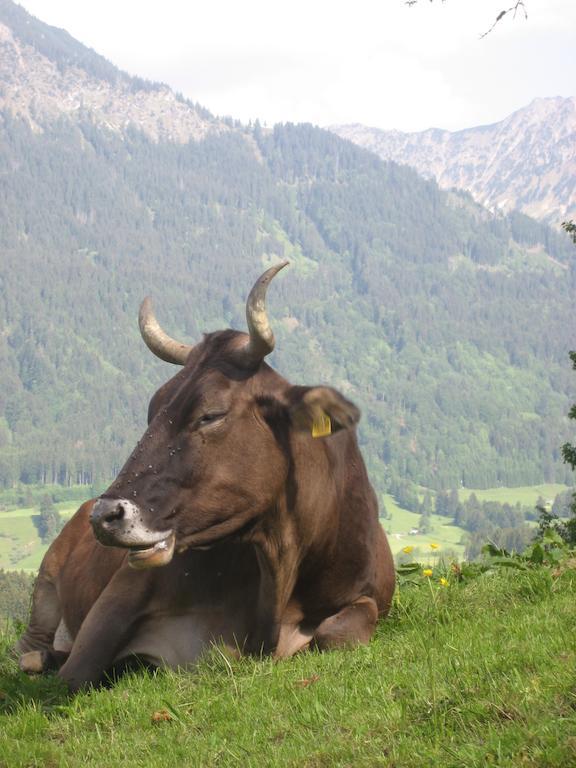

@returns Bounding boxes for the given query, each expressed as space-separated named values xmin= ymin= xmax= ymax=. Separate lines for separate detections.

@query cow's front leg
xmin=17 ymin=571 xmax=67 ymax=674
xmin=58 ymin=567 xmax=149 ymax=693
xmin=312 ymin=596 xmax=379 ymax=650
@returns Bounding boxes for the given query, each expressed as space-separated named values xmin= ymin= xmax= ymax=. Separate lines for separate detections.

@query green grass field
xmin=459 ymin=484 xmax=568 ymax=506
xmin=1 ymin=565 xmax=574 ymax=767
xmin=382 ymin=494 xmax=465 ymax=560
xmin=381 ymin=484 xmax=570 ymax=561
xmin=0 ymin=504 xmax=77 ymax=571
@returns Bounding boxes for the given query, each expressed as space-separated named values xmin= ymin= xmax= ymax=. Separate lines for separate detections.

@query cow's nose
xmin=91 ymin=498 xmax=135 ymax=530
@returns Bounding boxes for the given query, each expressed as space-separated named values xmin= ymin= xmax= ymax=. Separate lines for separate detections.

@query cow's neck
xmin=247 ymin=438 xmax=340 ymax=649
xmin=248 ymin=493 xmax=302 ymax=652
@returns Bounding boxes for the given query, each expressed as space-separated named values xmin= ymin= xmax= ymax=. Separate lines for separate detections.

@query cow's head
xmin=90 ymin=263 xmax=360 ymax=568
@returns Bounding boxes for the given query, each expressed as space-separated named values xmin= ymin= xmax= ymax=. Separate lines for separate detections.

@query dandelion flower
xmin=429 ymin=543 xmax=439 ymax=550
xmin=439 ymin=577 xmax=449 ymax=587
xmin=423 ymin=568 xmax=433 ymax=577
xmin=402 ymin=546 xmax=414 ymax=554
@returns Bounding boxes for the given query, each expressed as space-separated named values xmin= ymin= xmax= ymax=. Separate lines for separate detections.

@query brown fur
xmin=18 ymin=330 xmax=396 ymax=691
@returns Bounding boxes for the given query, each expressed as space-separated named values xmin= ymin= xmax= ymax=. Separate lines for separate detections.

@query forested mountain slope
xmin=331 ymin=97 xmax=576 ymax=225
xmin=0 ymin=1 xmax=575 ymax=495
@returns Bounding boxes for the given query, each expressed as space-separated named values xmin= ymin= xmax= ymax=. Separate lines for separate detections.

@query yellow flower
xmin=439 ymin=577 xmax=449 ymax=587
xmin=429 ymin=543 xmax=439 ymax=550
xmin=423 ymin=568 xmax=433 ymax=577
xmin=402 ymin=546 xmax=414 ymax=554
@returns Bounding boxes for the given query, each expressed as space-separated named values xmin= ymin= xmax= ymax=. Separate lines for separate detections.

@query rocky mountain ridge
xmin=331 ymin=97 xmax=576 ymax=225
xmin=0 ymin=1 xmax=224 ymax=142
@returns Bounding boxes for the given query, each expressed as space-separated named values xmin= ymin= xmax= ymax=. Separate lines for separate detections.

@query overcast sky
xmin=16 ymin=0 xmax=576 ymax=132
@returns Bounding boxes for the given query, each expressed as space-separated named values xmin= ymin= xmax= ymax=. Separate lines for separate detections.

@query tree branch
xmin=404 ymin=0 xmax=529 ymax=38
xmin=479 ymin=1 xmax=528 ymax=39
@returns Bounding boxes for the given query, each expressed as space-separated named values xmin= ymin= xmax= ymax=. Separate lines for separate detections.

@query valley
xmin=0 ymin=483 xmax=569 ymax=571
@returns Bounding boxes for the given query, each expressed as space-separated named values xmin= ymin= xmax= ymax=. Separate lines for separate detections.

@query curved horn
xmin=138 ymin=297 xmax=193 ymax=365
xmin=243 ymin=261 xmax=289 ymax=364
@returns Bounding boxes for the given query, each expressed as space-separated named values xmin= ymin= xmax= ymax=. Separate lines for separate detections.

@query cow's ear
xmin=286 ymin=386 xmax=360 ymax=436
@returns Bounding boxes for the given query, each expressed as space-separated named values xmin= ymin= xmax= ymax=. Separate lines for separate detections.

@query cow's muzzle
xmin=90 ymin=498 xmax=175 ymax=569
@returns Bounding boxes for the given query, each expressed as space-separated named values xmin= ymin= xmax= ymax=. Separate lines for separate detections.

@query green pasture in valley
xmin=381 ymin=494 xmax=465 ymax=560
xmin=0 ymin=503 xmax=77 ymax=571
xmin=381 ymin=484 xmax=571 ymax=561
xmin=1 ymin=564 xmax=575 ymax=767
xmin=459 ymin=483 xmax=568 ymax=506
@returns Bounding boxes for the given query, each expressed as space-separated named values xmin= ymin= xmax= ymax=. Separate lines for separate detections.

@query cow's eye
xmin=197 ymin=412 xmax=226 ymax=427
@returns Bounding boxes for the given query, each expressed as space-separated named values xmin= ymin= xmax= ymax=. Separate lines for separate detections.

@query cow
xmin=17 ymin=263 xmax=396 ymax=692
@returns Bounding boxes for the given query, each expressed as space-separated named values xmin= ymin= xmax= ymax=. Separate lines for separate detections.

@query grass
xmin=382 ymin=483 xmax=571 ymax=560
xmin=459 ymin=484 xmax=568 ymax=507
xmin=382 ymin=494 xmax=465 ymax=559
xmin=1 ymin=565 xmax=575 ymax=767
xmin=0 ymin=504 xmax=77 ymax=571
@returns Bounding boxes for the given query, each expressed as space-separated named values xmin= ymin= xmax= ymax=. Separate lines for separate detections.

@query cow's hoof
xmin=19 ymin=650 xmax=48 ymax=674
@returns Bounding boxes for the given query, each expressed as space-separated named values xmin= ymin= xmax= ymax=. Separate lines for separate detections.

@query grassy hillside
xmin=0 ymin=503 xmax=77 ymax=570
xmin=459 ymin=484 xmax=568 ymax=506
xmin=1 ymin=563 xmax=574 ymax=767
xmin=382 ymin=493 xmax=465 ymax=559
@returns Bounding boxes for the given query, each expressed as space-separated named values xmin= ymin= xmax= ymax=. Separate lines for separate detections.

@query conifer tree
xmin=35 ymin=495 xmax=62 ymax=544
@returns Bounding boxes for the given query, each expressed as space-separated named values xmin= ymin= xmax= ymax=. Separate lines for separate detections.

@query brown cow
xmin=18 ymin=263 xmax=395 ymax=692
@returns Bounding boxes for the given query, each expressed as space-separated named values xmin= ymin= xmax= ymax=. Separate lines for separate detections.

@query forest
xmin=0 ymin=110 xmax=575 ymax=498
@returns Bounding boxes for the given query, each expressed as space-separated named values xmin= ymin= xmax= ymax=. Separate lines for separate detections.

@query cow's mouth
xmin=127 ymin=531 xmax=176 ymax=569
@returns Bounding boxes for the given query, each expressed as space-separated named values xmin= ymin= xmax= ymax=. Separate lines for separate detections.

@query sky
xmin=15 ymin=0 xmax=576 ymax=132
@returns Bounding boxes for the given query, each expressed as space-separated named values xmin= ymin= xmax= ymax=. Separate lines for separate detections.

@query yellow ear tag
xmin=311 ymin=412 xmax=332 ymax=438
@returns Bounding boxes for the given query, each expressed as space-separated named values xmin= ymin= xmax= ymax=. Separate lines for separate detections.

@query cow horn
xmin=243 ymin=261 xmax=289 ymax=364
xmin=138 ymin=297 xmax=193 ymax=365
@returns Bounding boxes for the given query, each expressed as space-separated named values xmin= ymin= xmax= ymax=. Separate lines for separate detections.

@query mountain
xmin=331 ymin=97 xmax=576 ymax=225
xmin=0 ymin=0 xmax=575 ymax=499
xmin=0 ymin=0 xmax=224 ymax=142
